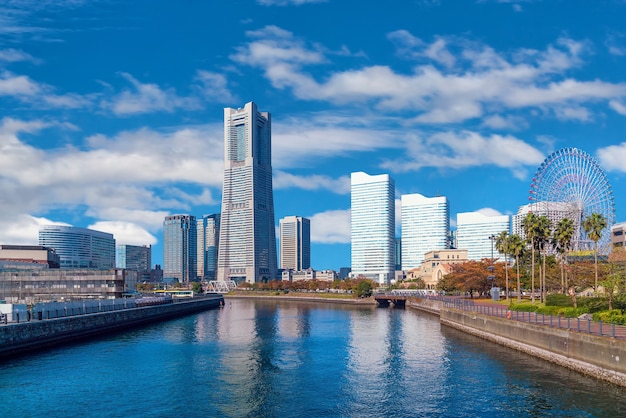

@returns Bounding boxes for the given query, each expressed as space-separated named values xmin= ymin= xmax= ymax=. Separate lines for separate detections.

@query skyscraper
xmin=163 ymin=214 xmax=197 ymax=284
xmin=351 ymin=171 xmax=395 ymax=286
xmin=279 ymin=216 xmax=311 ymax=271
xmin=197 ymin=213 xmax=220 ymax=280
xmin=38 ymin=225 xmax=115 ymax=269
xmin=456 ymin=211 xmax=510 ymax=261
xmin=116 ymin=244 xmax=151 ymax=271
xmin=401 ymin=193 xmax=450 ymax=270
xmin=217 ymin=102 xmax=278 ymax=283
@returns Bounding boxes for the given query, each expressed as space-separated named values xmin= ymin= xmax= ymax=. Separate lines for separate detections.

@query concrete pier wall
xmin=407 ymin=299 xmax=626 ymax=387
xmin=0 ymin=296 xmax=224 ymax=358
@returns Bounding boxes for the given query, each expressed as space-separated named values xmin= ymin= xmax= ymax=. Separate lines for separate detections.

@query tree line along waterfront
xmin=436 ymin=211 xmax=626 ymax=324
xmin=191 ymin=210 xmax=626 ymax=327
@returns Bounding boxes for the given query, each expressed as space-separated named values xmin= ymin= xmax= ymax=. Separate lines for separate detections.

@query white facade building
xmin=401 ymin=193 xmax=449 ymax=270
xmin=456 ymin=212 xmax=510 ymax=261
xmin=350 ymin=172 xmax=395 ymax=286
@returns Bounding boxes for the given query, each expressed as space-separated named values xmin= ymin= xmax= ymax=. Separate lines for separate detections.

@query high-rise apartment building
xmin=401 ymin=193 xmax=449 ymax=270
xmin=350 ymin=171 xmax=395 ymax=286
xmin=279 ymin=216 xmax=311 ymax=271
xmin=38 ymin=225 xmax=115 ymax=269
xmin=217 ymin=102 xmax=278 ymax=283
xmin=116 ymin=244 xmax=151 ymax=271
xmin=456 ymin=211 xmax=510 ymax=261
xmin=197 ymin=214 xmax=220 ymax=280
xmin=163 ymin=214 xmax=197 ymax=284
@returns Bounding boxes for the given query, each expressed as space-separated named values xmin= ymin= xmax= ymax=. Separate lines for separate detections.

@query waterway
xmin=1 ymin=298 xmax=625 ymax=417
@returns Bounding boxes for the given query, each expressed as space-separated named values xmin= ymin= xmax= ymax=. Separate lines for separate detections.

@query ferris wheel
xmin=529 ymin=147 xmax=615 ymax=254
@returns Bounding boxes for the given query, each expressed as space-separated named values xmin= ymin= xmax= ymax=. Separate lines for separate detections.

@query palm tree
xmin=522 ymin=212 xmax=539 ymax=303
xmin=583 ymin=212 xmax=607 ymax=291
xmin=508 ymin=234 xmax=525 ymax=303
xmin=535 ymin=215 xmax=552 ymax=303
xmin=553 ymin=218 xmax=574 ymax=293
xmin=495 ymin=230 xmax=510 ymax=301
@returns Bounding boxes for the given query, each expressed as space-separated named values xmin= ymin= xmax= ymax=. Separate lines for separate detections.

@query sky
xmin=1 ymin=0 xmax=626 ymax=272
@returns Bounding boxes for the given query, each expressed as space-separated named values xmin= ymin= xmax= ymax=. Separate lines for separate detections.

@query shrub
xmin=579 ymin=298 xmax=610 ymax=313
xmin=545 ymin=294 xmax=573 ymax=307
xmin=509 ymin=303 xmax=539 ymax=312
xmin=592 ymin=310 xmax=626 ymax=325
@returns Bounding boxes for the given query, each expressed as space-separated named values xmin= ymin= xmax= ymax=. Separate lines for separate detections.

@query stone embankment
xmin=0 ymin=295 xmax=224 ymax=359
xmin=225 ymin=292 xmax=377 ymax=305
xmin=407 ymin=298 xmax=626 ymax=388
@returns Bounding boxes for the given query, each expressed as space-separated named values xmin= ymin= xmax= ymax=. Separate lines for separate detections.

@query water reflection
xmin=1 ymin=298 xmax=626 ymax=418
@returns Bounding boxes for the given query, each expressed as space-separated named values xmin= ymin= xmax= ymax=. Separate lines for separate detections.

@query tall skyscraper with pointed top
xmin=217 ymin=102 xmax=278 ymax=283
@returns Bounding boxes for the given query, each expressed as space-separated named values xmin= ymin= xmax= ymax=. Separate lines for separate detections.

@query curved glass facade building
xmin=217 ymin=102 xmax=278 ymax=283
xmin=350 ymin=171 xmax=395 ymax=286
xmin=401 ymin=193 xmax=450 ymax=270
xmin=38 ymin=225 xmax=115 ymax=269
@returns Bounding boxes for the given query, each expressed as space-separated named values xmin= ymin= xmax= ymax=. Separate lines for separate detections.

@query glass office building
xmin=116 ymin=244 xmax=151 ymax=271
xmin=163 ymin=214 xmax=197 ymax=284
xmin=217 ymin=102 xmax=278 ymax=283
xmin=38 ymin=225 xmax=115 ymax=269
xmin=456 ymin=211 xmax=511 ymax=261
xmin=401 ymin=193 xmax=450 ymax=270
xmin=197 ymin=213 xmax=220 ymax=280
xmin=350 ymin=171 xmax=395 ymax=286
xmin=279 ymin=216 xmax=311 ymax=271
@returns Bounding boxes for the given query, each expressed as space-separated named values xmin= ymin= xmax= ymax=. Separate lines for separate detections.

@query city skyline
xmin=2 ymin=1 xmax=626 ymax=271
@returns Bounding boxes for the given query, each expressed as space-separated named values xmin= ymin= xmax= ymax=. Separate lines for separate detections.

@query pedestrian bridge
xmin=374 ymin=290 xmax=435 ymax=307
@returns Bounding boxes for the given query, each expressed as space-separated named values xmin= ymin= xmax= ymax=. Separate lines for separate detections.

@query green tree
xmin=553 ymin=217 xmax=575 ymax=293
xmin=191 ymin=281 xmax=203 ymax=294
xmin=583 ymin=212 xmax=607 ymax=291
xmin=495 ymin=230 xmax=510 ymax=301
xmin=355 ymin=280 xmax=373 ymax=298
xmin=522 ymin=212 xmax=539 ymax=303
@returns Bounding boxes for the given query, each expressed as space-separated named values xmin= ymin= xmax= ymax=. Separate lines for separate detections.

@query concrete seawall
xmin=225 ymin=293 xmax=377 ymax=305
xmin=0 ymin=295 xmax=224 ymax=359
xmin=408 ymin=298 xmax=626 ymax=387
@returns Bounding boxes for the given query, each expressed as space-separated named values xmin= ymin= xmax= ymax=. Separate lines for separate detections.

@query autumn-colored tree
xmin=439 ymin=260 xmax=506 ymax=297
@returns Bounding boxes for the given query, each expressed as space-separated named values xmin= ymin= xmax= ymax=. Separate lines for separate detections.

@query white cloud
xmin=0 ymin=215 xmax=69 ymax=245
xmin=232 ymin=28 xmax=626 ymax=124
xmin=194 ymin=70 xmax=237 ymax=104
xmin=0 ymin=117 xmax=224 ymax=226
xmin=272 ymin=115 xmax=404 ymax=168
xmin=309 ymin=209 xmax=350 ymax=244
xmin=597 ymin=143 xmax=626 ymax=172
xmin=0 ymin=48 xmax=38 ymax=63
xmin=89 ymin=221 xmax=157 ymax=247
xmin=381 ymin=130 xmax=545 ymax=179
xmin=273 ymin=171 xmax=350 ymax=194
xmin=106 ymin=73 xmax=201 ymax=115
xmin=481 ymin=114 xmax=528 ymax=130
xmin=609 ymin=100 xmax=626 ymax=115
xmin=477 ymin=207 xmax=504 ymax=217
xmin=0 ymin=71 xmax=92 ymax=108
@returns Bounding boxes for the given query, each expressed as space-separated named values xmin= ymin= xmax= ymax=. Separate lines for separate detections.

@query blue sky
xmin=2 ymin=0 xmax=626 ymax=271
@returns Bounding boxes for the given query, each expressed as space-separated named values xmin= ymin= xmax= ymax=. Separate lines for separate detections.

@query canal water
xmin=1 ymin=298 xmax=625 ymax=417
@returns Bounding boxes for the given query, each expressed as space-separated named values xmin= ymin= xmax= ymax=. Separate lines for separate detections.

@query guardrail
xmin=411 ymin=295 xmax=626 ymax=340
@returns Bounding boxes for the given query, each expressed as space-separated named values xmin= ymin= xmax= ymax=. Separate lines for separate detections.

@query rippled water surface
xmin=1 ymin=298 xmax=625 ymax=417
